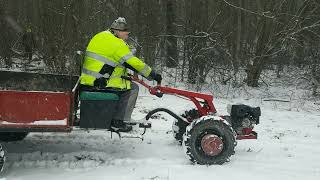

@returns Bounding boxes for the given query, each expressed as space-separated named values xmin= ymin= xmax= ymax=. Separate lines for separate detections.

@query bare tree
xmin=166 ymin=0 xmax=178 ymax=68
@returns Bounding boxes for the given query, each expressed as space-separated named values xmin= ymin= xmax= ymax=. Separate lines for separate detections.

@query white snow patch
xmin=1 ymin=119 xmax=67 ymax=125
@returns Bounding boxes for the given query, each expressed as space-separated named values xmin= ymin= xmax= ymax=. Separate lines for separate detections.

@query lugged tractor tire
xmin=0 ymin=132 xmax=29 ymax=142
xmin=173 ymin=109 xmax=200 ymax=144
xmin=183 ymin=118 xmax=236 ymax=165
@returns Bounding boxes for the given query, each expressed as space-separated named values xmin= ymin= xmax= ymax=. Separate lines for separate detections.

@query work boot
xmin=111 ymin=120 xmax=133 ymax=132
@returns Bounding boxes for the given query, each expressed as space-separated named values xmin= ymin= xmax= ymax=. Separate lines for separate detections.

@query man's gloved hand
xmin=154 ymin=73 xmax=162 ymax=84
xmin=149 ymin=70 xmax=162 ymax=84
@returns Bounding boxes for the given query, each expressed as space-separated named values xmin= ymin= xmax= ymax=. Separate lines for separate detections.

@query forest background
xmin=0 ymin=0 xmax=319 ymax=95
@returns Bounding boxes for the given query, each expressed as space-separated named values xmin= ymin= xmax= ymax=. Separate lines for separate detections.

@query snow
xmin=1 ymin=119 xmax=67 ymax=125
xmin=1 ymin=89 xmax=320 ymax=180
xmin=0 ymin=56 xmax=46 ymax=73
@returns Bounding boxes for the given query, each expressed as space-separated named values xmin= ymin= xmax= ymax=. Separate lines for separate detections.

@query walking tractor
xmin=0 ymin=70 xmax=261 ymax=172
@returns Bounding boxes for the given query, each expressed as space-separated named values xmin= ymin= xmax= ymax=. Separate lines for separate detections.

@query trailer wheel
xmin=183 ymin=118 xmax=235 ymax=165
xmin=0 ymin=132 xmax=29 ymax=142
xmin=0 ymin=144 xmax=5 ymax=172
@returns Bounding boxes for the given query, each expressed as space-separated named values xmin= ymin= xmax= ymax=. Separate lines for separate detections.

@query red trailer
xmin=0 ymin=70 xmax=78 ymax=134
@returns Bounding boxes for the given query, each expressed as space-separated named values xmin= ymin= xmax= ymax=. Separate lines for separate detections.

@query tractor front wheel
xmin=172 ymin=118 xmax=189 ymax=144
xmin=173 ymin=109 xmax=200 ymax=144
xmin=183 ymin=118 xmax=236 ymax=165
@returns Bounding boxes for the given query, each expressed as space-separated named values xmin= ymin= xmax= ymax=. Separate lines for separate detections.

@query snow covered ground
xmin=1 ymin=87 xmax=320 ymax=180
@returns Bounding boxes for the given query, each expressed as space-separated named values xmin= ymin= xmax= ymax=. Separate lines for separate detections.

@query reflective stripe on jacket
xmin=80 ymin=31 xmax=152 ymax=89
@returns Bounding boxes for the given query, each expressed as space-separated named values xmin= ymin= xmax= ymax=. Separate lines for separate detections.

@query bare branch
xmin=263 ymin=99 xmax=290 ymax=102
xmin=290 ymin=20 xmax=320 ymax=36
xmin=221 ymin=0 xmax=275 ymax=19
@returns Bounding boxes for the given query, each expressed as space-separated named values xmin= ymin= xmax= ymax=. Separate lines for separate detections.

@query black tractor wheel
xmin=172 ymin=118 xmax=189 ymax=144
xmin=183 ymin=117 xmax=236 ymax=165
xmin=0 ymin=132 xmax=29 ymax=142
xmin=173 ymin=109 xmax=199 ymax=144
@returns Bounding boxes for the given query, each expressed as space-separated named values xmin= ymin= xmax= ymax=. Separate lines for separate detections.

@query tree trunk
xmin=246 ymin=59 xmax=264 ymax=87
xmin=166 ymin=0 xmax=177 ymax=68
xmin=245 ymin=0 xmax=273 ymax=87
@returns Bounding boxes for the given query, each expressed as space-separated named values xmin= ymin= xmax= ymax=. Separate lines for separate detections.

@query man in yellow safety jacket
xmin=80 ymin=17 xmax=162 ymax=132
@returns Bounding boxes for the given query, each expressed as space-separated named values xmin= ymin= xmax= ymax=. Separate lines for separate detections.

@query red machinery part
xmin=0 ymin=90 xmax=72 ymax=128
xmin=131 ymin=76 xmax=217 ymax=116
xmin=201 ymin=134 xmax=224 ymax=156
xmin=132 ymin=76 xmax=258 ymax=140
xmin=237 ymin=130 xmax=258 ymax=140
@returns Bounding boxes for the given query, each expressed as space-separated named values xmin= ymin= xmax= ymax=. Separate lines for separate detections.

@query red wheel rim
xmin=201 ymin=134 xmax=223 ymax=156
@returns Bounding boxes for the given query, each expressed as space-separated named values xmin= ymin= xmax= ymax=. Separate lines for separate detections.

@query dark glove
xmin=94 ymin=77 xmax=107 ymax=88
xmin=149 ymin=70 xmax=162 ymax=84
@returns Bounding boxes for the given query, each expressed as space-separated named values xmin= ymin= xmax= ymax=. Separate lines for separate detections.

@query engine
xmin=228 ymin=104 xmax=261 ymax=135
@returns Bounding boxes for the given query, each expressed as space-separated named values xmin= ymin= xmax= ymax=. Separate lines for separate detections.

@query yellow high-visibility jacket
xmin=80 ymin=30 xmax=152 ymax=90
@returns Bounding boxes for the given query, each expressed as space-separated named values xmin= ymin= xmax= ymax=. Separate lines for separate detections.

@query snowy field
xmin=1 ymin=87 xmax=320 ymax=180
